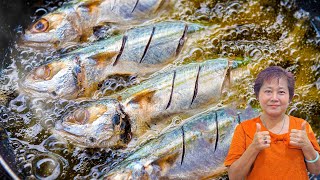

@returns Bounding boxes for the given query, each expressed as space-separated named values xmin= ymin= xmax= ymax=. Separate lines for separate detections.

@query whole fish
xmin=53 ymin=59 xmax=250 ymax=148
xmin=20 ymin=21 xmax=202 ymax=99
xmin=22 ymin=0 xmax=176 ymax=48
xmin=103 ymin=107 xmax=259 ymax=179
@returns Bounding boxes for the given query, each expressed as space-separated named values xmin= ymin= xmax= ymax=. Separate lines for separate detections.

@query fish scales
xmin=118 ymin=22 xmax=188 ymax=64
xmin=65 ymin=21 xmax=198 ymax=64
xmin=168 ymin=59 xmax=229 ymax=110
xmin=104 ymin=107 xmax=260 ymax=179
xmin=121 ymin=59 xmax=233 ymax=116
xmin=21 ymin=21 xmax=202 ymax=99
xmin=22 ymin=0 xmax=174 ymax=48
xmin=53 ymin=59 xmax=249 ymax=148
xmin=97 ymin=0 xmax=165 ymax=21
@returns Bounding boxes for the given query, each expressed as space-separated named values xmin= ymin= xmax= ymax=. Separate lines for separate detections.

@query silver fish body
xmin=21 ymin=21 xmax=202 ymax=99
xmin=104 ymin=107 xmax=259 ymax=179
xmin=22 ymin=0 xmax=175 ymax=48
xmin=118 ymin=59 xmax=243 ymax=120
xmin=66 ymin=20 xmax=200 ymax=65
xmin=53 ymin=59 xmax=249 ymax=148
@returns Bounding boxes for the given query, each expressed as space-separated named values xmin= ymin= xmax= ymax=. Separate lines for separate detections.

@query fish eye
xmin=31 ymin=18 xmax=49 ymax=33
xmin=33 ymin=65 xmax=51 ymax=80
xmin=69 ymin=109 xmax=89 ymax=125
xmin=51 ymin=91 xmax=57 ymax=97
xmin=112 ymin=113 xmax=121 ymax=126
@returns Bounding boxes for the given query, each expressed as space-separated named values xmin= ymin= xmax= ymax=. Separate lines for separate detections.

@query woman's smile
xmin=258 ymin=77 xmax=290 ymax=117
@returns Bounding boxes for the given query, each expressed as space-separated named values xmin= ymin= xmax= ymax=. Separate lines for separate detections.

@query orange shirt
xmin=224 ymin=116 xmax=320 ymax=180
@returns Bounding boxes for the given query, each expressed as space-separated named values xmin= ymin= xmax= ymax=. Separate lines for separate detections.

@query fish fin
xmin=153 ymin=152 xmax=180 ymax=173
xmin=126 ymin=89 xmax=156 ymax=106
xmin=78 ymin=0 xmax=101 ymax=12
xmin=74 ymin=62 xmax=101 ymax=98
xmin=72 ymin=62 xmax=86 ymax=98
xmin=221 ymin=61 xmax=232 ymax=94
xmin=79 ymin=33 xmax=91 ymax=42
xmin=89 ymin=51 xmax=118 ymax=66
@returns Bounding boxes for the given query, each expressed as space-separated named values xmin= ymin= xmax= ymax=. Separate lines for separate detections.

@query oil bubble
xmin=7 ymin=117 xmax=16 ymax=126
xmin=34 ymin=8 xmax=48 ymax=18
xmin=26 ymin=153 xmax=35 ymax=160
xmin=9 ymin=95 xmax=29 ymax=114
xmin=0 ymin=113 xmax=9 ymax=121
xmin=43 ymin=136 xmax=68 ymax=152
xmin=92 ymin=171 xmax=100 ymax=178
xmin=249 ymin=48 xmax=262 ymax=60
xmin=173 ymin=117 xmax=182 ymax=125
xmin=22 ymin=163 xmax=32 ymax=174
xmin=316 ymin=78 xmax=320 ymax=90
xmin=17 ymin=156 xmax=26 ymax=164
xmin=32 ymin=154 xmax=62 ymax=180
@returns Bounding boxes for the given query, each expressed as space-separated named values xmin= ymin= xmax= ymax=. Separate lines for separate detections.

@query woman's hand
xmin=228 ymin=123 xmax=269 ymax=179
xmin=289 ymin=121 xmax=313 ymax=150
xmin=251 ymin=123 xmax=271 ymax=151
xmin=290 ymin=121 xmax=320 ymax=175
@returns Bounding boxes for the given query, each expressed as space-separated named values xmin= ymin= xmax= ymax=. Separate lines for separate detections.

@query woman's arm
xmin=228 ymin=123 xmax=270 ymax=180
xmin=302 ymin=145 xmax=320 ymax=175
xmin=228 ymin=143 xmax=260 ymax=179
xmin=290 ymin=121 xmax=320 ymax=175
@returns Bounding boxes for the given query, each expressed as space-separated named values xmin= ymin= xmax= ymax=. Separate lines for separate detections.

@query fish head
xmin=54 ymin=99 xmax=132 ymax=148
xmin=20 ymin=59 xmax=81 ymax=99
xmin=22 ymin=7 xmax=81 ymax=48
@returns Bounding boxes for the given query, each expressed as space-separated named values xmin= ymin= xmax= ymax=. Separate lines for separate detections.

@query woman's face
xmin=258 ymin=77 xmax=290 ymax=118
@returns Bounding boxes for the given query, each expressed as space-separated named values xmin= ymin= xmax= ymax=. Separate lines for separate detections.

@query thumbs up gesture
xmin=252 ymin=123 xmax=271 ymax=151
xmin=289 ymin=121 xmax=312 ymax=149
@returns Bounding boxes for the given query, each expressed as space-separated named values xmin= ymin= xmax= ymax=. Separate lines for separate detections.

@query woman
xmin=224 ymin=66 xmax=320 ymax=179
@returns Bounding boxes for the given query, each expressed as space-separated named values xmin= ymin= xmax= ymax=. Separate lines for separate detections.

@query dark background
xmin=0 ymin=0 xmax=65 ymax=73
xmin=296 ymin=0 xmax=320 ymax=18
xmin=0 ymin=1 xmax=57 ymax=179
xmin=0 ymin=0 xmax=40 ymax=72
